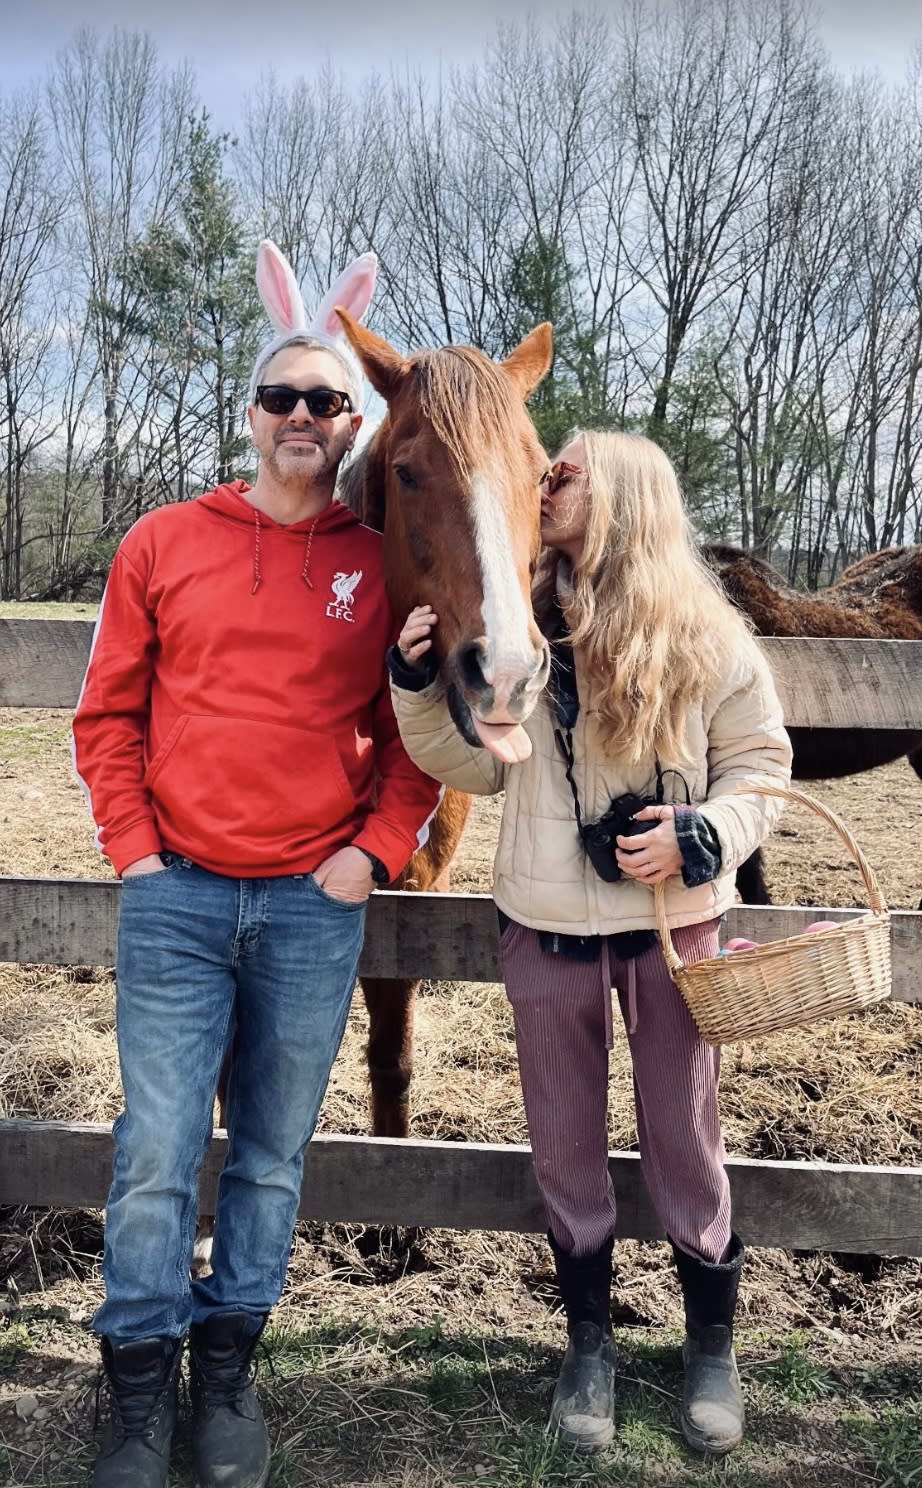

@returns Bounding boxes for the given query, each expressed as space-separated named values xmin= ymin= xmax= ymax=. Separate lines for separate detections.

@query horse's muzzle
xmin=452 ymin=637 xmax=550 ymax=725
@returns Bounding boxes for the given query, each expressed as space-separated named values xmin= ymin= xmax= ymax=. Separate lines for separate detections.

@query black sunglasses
xmin=255 ymin=385 xmax=354 ymax=418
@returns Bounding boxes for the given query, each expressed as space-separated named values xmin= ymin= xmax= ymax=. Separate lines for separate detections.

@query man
xmin=73 ymin=248 xmax=441 ymax=1488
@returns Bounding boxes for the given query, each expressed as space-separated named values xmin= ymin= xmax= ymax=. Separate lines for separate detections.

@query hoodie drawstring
xmin=301 ymin=519 xmax=316 ymax=590
xmin=251 ymin=509 xmax=318 ymax=594
xmin=251 ymin=508 xmax=263 ymax=594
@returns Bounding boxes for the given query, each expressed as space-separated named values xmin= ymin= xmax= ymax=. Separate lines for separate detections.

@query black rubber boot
xmin=671 ymin=1232 xmax=745 ymax=1455
xmin=547 ymin=1231 xmax=617 ymax=1453
xmin=92 ymin=1335 xmax=182 ymax=1487
xmin=189 ymin=1310 xmax=270 ymax=1488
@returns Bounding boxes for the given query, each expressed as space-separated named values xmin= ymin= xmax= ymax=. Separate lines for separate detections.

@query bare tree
xmin=622 ymin=0 xmax=809 ymax=428
xmin=0 ymin=90 xmax=63 ymax=596
xmin=47 ymin=29 xmax=193 ymax=529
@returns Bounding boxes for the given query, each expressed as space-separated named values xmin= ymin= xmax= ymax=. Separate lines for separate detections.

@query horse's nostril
xmin=458 ymin=641 xmax=489 ymax=691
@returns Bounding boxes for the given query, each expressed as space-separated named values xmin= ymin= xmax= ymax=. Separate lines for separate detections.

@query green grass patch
xmin=847 ymin=1403 xmax=922 ymax=1487
xmin=1 ymin=1313 xmax=917 ymax=1486
xmin=0 ymin=601 xmax=97 ymax=620
xmin=0 ymin=1320 xmax=32 ymax=1368
xmin=0 ymin=719 xmax=73 ymax=759
xmin=749 ymin=1333 xmax=838 ymax=1403
xmin=426 ymin=1352 xmax=488 ymax=1410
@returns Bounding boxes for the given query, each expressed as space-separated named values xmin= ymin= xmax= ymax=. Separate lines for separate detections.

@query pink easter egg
xmin=805 ymin=920 xmax=839 ymax=934
xmin=724 ymin=937 xmax=759 ymax=952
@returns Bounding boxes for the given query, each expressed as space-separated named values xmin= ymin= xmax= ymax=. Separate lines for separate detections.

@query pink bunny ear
xmin=256 ymin=240 xmax=307 ymax=335
xmin=310 ymin=252 xmax=378 ymax=339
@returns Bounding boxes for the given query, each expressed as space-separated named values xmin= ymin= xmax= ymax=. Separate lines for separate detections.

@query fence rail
xmin=2 ymin=880 xmax=921 ymax=1005
xmin=2 ymin=619 xmax=921 ymax=1256
xmin=3 ymin=618 xmax=922 ymax=727
xmin=2 ymin=1120 xmax=919 ymax=1256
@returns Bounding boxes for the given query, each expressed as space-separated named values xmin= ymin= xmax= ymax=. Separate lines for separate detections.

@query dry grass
xmin=1 ymin=684 xmax=921 ymax=1484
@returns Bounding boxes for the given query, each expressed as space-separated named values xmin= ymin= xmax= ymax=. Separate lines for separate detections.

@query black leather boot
xmin=92 ymin=1335 xmax=182 ymax=1487
xmin=189 ymin=1311 xmax=270 ymax=1488
xmin=547 ymin=1231 xmax=617 ymax=1452
xmin=671 ymin=1233 xmax=745 ymax=1455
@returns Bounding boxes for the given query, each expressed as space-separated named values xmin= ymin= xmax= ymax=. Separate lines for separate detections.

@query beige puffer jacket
xmin=391 ymin=643 xmax=792 ymax=935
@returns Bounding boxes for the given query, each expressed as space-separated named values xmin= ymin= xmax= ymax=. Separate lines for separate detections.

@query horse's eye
xmin=393 ymin=465 xmax=418 ymax=490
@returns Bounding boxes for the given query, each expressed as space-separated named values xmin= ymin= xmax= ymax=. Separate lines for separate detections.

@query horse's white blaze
xmin=469 ymin=471 xmax=539 ymax=710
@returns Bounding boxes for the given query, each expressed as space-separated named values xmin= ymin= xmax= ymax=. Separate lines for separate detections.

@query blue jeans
xmin=94 ymin=855 xmax=365 ymax=1341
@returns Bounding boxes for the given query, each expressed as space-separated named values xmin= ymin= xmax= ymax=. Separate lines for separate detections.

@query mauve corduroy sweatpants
xmin=500 ymin=917 xmax=730 ymax=1264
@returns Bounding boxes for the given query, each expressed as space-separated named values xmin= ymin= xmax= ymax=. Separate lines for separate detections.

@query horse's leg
xmin=735 ymin=847 xmax=770 ymax=905
xmin=361 ymin=977 xmax=417 ymax=1138
xmin=191 ymin=1050 xmax=231 ymax=1278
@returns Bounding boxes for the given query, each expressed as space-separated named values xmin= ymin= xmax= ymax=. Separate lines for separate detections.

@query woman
xmin=388 ymin=430 xmax=792 ymax=1456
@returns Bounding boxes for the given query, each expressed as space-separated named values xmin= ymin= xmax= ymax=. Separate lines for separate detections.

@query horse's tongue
xmin=471 ymin=717 xmax=532 ymax=764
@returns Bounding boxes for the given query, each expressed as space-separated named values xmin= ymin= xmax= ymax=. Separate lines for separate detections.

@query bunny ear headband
xmin=248 ymin=240 xmax=378 ymax=408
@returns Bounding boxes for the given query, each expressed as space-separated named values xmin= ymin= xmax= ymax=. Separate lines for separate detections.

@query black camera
xmin=580 ymin=792 xmax=658 ymax=882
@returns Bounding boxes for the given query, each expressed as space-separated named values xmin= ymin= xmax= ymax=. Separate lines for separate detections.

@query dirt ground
xmin=1 ymin=700 xmax=921 ymax=1485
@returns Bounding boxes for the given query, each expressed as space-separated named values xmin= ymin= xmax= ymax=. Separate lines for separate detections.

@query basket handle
xmin=653 ymin=782 xmax=888 ymax=976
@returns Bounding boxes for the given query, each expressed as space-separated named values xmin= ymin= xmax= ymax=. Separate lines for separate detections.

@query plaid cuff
xmin=674 ymin=805 xmax=723 ymax=888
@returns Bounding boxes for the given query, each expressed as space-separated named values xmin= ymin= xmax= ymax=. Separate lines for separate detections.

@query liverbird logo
xmin=326 ymin=569 xmax=363 ymax=622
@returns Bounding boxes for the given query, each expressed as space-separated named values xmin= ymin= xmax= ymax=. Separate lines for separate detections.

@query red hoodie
xmin=72 ymin=480 xmax=442 ymax=879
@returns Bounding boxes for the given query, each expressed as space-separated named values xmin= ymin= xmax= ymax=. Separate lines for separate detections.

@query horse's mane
xmin=412 ymin=346 xmax=523 ymax=476
xmin=335 ymin=446 xmax=371 ymax=524
xmin=334 ymin=345 xmax=531 ymax=532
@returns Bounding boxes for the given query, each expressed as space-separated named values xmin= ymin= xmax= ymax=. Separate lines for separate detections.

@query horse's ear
xmin=502 ymin=322 xmax=554 ymax=400
xmin=335 ymin=309 xmax=409 ymax=402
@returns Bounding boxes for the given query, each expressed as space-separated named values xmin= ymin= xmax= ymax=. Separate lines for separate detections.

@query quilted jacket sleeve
xmin=696 ymin=643 xmax=793 ymax=872
xmin=389 ymin=677 xmax=506 ymax=796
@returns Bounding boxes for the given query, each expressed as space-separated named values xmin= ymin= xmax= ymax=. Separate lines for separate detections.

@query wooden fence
xmin=1 ymin=618 xmax=921 ymax=1256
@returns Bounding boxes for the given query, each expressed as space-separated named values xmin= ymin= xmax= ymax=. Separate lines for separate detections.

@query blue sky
xmin=3 ymin=0 xmax=921 ymax=124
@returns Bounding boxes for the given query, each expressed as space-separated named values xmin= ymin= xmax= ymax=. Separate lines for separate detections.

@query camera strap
xmin=554 ymin=722 xmax=589 ymax=837
xmin=548 ymin=639 xmax=686 ymax=831
xmin=554 ymin=722 xmax=666 ymax=834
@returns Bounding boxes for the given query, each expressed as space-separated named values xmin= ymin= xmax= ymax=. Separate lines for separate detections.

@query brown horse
xmin=703 ymin=543 xmax=922 ymax=903
xmin=333 ymin=311 xmax=553 ymax=1132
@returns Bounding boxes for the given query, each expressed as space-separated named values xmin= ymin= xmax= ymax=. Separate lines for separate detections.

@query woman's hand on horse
xmin=398 ymin=605 xmax=438 ymax=668
xmin=615 ymin=804 xmax=683 ymax=884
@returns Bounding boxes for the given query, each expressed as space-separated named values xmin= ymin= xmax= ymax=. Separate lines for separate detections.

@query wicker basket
xmin=654 ymin=783 xmax=892 ymax=1045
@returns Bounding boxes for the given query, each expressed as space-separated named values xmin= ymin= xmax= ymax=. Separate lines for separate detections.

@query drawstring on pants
xmin=601 ymin=938 xmax=614 ymax=1049
xmin=625 ymin=957 xmax=638 ymax=1037
xmin=602 ymin=939 xmax=639 ymax=1045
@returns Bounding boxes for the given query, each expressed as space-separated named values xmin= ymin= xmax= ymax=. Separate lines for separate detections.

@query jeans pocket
xmin=120 ymin=856 xmax=186 ymax=889
xmin=306 ymin=874 xmax=368 ymax=912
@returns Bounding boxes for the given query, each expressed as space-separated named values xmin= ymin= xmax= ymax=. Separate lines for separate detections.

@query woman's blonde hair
xmin=536 ymin=429 xmax=758 ymax=765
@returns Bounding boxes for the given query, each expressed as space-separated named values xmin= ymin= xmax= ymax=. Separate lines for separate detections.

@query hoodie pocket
xmin=147 ymin=714 xmax=356 ymax=853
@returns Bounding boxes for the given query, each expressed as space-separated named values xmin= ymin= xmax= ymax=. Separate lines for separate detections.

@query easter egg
xmin=805 ymin=920 xmax=839 ymax=934
xmin=723 ymin=937 xmax=759 ymax=952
